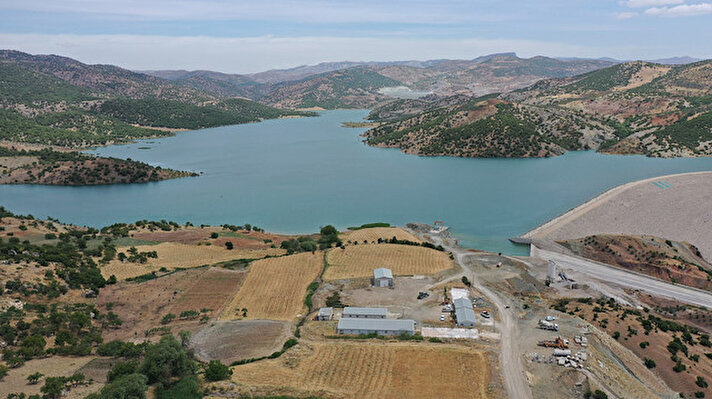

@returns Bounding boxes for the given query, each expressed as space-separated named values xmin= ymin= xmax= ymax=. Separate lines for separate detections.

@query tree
xmin=0 ymin=364 xmax=9 ymax=380
xmin=139 ymin=335 xmax=195 ymax=385
xmin=20 ymin=335 xmax=46 ymax=358
xmin=27 ymin=372 xmax=44 ymax=384
xmin=87 ymin=373 xmax=148 ymax=399
xmin=644 ymin=358 xmax=656 ymax=369
xmin=204 ymin=360 xmax=232 ymax=381
xmin=178 ymin=330 xmax=191 ymax=348
xmin=225 ymin=241 xmax=234 ymax=250
xmin=320 ymin=225 xmax=338 ymax=236
xmin=210 ymin=232 xmax=219 ymax=239
xmin=108 ymin=360 xmax=139 ymax=382
xmin=40 ymin=377 xmax=65 ymax=399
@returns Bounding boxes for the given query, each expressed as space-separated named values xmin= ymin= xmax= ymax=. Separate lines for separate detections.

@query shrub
xmin=204 ymin=360 xmax=232 ymax=381
xmin=107 ymin=360 xmax=139 ymax=382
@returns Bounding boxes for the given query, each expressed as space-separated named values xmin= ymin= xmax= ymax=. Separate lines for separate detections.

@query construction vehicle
xmin=538 ymin=319 xmax=559 ymax=331
xmin=537 ymin=337 xmax=569 ymax=349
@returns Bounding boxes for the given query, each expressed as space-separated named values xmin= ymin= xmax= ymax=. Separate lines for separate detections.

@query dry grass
xmin=324 ymin=244 xmax=454 ymax=280
xmin=341 ymin=227 xmax=421 ymax=244
xmin=101 ymin=242 xmax=284 ymax=280
xmin=229 ymin=342 xmax=489 ymax=399
xmin=221 ymin=252 xmax=323 ymax=321
xmin=0 ymin=356 xmax=101 ymax=399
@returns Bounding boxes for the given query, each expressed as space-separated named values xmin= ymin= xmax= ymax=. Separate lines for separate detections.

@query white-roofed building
xmin=373 ymin=268 xmax=394 ymax=287
xmin=342 ymin=307 xmax=388 ymax=319
xmin=337 ymin=318 xmax=415 ymax=336
xmin=316 ymin=307 xmax=333 ymax=321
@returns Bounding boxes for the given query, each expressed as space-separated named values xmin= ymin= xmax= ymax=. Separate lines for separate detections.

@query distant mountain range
xmin=1 ymin=49 xmax=709 ymax=159
xmin=143 ymin=53 xmax=620 ymax=108
xmin=0 ymin=50 xmax=311 ymax=147
xmin=365 ymin=60 xmax=712 ymax=158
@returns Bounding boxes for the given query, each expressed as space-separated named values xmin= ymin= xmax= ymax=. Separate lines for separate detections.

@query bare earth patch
xmin=97 ymin=267 xmax=246 ymax=341
xmin=190 ymin=320 xmax=291 ymax=364
xmin=0 ymin=356 xmax=101 ymax=399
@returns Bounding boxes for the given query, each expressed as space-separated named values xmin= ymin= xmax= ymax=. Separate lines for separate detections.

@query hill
xmin=366 ymin=60 xmax=712 ymax=158
xmin=143 ymin=69 xmax=263 ymax=99
xmin=258 ymin=67 xmax=403 ymax=109
xmin=0 ymin=51 xmax=312 ymax=147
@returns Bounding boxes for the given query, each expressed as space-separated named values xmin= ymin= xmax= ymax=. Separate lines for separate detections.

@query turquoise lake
xmin=2 ymin=109 xmax=712 ymax=255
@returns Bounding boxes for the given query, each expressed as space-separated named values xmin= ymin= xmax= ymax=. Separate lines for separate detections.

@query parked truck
xmin=538 ymin=319 xmax=559 ymax=331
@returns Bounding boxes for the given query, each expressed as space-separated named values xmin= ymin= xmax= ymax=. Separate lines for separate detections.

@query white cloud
xmin=625 ymin=0 xmax=683 ymax=7
xmin=615 ymin=11 xmax=638 ymax=19
xmin=0 ymin=33 xmax=597 ymax=74
xmin=644 ymin=3 xmax=712 ymax=16
xmin=0 ymin=0 xmax=507 ymax=24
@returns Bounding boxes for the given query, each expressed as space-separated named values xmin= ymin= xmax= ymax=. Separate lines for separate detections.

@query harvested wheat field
xmin=229 ymin=342 xmax=489 ymax=399
xmin=0 ymin=356 xmax=101 ymax=399
xmin=190 ymin=320 xmax=291 ymax=364
xmin=101 ymin=242 xmax=284 ymax=280
xmin=221 ymin=252 xmax=323 ymax=320
xmin=341 ymin=227 xmax=421 ymax=244
xmin=324 ymin=244 xmax=453 ymax=281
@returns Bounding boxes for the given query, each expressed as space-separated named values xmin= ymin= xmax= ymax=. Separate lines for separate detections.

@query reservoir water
xmin=2 ymin=109 xmax=712 ymax=255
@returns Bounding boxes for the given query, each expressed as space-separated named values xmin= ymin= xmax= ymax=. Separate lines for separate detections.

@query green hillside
xmin=0 ymin=109 xmax=169 ymax=146
xmin=0 ymin=63 xmax=91 ymax=104
xmin=96 ymin=98 xmax=313 ymax=130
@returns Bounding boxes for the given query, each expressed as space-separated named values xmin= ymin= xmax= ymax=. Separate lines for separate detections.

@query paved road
xmin=426 ymin=232 xmax=533 ymax=399
xmin=532 ymin=245 xmax=712 ymax=308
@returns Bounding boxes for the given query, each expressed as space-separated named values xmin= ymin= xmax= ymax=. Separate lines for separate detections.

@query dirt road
xmin=423 ymin=231 xmax=533 ymax=399
xmin=532 ymin=245 xmax=712 ymax=308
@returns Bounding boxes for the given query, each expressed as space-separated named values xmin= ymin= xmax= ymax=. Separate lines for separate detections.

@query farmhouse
xmin=373 ymin=267 xmax=394 ymax=287
xmin=316 ymin=307 xmax=334 ymax=321
xmin=337 ymin=318 xmax=415 ymax=336
xmin=454 ymin=297 xmax=477 ymax=327
xmin=343 ymin=307 xmax=387 ymax=319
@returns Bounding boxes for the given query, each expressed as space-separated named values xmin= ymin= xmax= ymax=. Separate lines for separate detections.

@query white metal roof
xmin=453 ymin=297 xmax=472 ymax=310
xmin=318 ymin=307 xmax=334 ymax=316
xmin=343 ymin=307 xmax=388 ymax=317
xmin=373 ymin=268 xmax=393 ymax=279
xmin=337 ymin=318 xmax=415 ymax=331
xmin=455 ymin=306 xmax=477 ymax=324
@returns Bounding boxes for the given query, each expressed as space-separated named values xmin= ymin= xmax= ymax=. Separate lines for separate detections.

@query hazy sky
xmin=0 ymin=0 xmax=710 ymax=73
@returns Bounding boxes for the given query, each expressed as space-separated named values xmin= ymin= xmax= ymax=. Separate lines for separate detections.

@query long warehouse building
xmin=337 ymin=318 xmax=415 ymax=336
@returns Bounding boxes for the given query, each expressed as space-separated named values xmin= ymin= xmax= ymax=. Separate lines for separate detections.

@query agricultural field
xmin=97 ymin=267 xmax=246 ymax=340
xmin=221 ymin=252 xmax=323 ymax=320
xmin=190 ymin=320 xmax=291 ymax=364
xmin=0 ymin=356 xmax=102 ymax=399
xmin=132 ymin=226 xmax=288 ymax=248
xmin=100 ymin=242 xmax=284 ymax=280
xmin=324 ymin=244 xmax=454 ymax=280
xmin=226 ymin=342 xmax=490 ymax=399
xmin=341 ymin=227 xmax=421 ymax=244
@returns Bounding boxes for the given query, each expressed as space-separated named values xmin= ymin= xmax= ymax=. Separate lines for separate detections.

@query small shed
xmin=316 ymin=307 xmax=334 ymax=321
xmin=373 ymin=268 xmax=394 ymax=287
xmin=342 ymin=307 xmax=387 ymax=319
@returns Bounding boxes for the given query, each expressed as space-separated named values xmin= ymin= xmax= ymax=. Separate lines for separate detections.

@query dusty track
xmin=420 ymin=231 xmax=533 ymax=399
